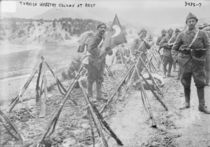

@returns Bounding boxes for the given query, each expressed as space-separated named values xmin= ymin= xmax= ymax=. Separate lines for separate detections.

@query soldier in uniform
xmin=169 ymin=28 xmax=181 ymax=79
xmin=159 ymin=28 xmax=174 ymax=77
xmin=202 ymin=25 xmax=210 ymax=86
xmin=129 ymin=29 xmax=151 ymax=86
xmin=85 ymin=23 xmax=112 ymax=101
xmin=172 ymin=13 xmax=210 ymax=114
xmin=156 ymin=29 xmax=167 ymax=70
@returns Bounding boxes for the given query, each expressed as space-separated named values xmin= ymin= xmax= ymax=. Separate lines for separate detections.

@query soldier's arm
xmin=172 ymin=33 xmax=183 ymax=51
xmin=156 ymin=37 xmax=161 ymax=46
xmin=86 ymin=36 xmax=99 ymax=55
xmin=171 ymin=33 xmax=183 ymax=60
xmin=143 ymin=40 xmax=151 ymax=50
xmin=202 ymin=31 xmax=210 ymax=51
xmin=159 ymin=37 xmax=168 ymax=48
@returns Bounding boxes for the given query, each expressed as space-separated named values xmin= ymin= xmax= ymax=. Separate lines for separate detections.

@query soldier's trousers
xmin=131 ymin=53 xmax=147 ymax=82
xmin=86 ymin=63 xmax=104 ymax=98
xmin=180 ymin=59 xmax=206 ymax=89
xmin=163 ymin=55 xmax=173 ymax=75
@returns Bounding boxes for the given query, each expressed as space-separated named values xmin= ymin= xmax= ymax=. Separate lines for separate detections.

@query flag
xmin=110 ymin=14 xmax=127 ymax=47
xmin=103 ymin=14 xmax=127 ymax=49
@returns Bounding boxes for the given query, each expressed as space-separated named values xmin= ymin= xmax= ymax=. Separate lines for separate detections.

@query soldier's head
xmin=175 ymin=28 xmax=181 ymax=35
xmin=168 ymin=28 xmax=173 ymax=37
xmin=186 ymin=12 xmax=198 ymax=30
xmin=97 ymin=23 xmax=107 ymax=36
xmin=138 ymin=28 xmax=147 ymax=39
xmin=161 ymin=29 xmax=167 ymax=36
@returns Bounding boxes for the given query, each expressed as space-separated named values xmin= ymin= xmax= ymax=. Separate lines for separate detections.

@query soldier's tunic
xmin=156 ymin=35 xmax=166 ymax=69
xmin=86 ymin=32 xmax=105 ymax=97
xmin=202 ymin=26 xmax=210 ymax=84
xmin=130 ymin=38 xmax=151 ymax=81
xmin=159 ymin=35 xmax=173 ymax=75
xmin=172 ymin=29 xmax=209 ymax=88
xmin=169 ymin=33 xmax=181 ymax=78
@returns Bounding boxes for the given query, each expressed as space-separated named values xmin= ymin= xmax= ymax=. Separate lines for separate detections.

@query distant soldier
xmin=172 ymin=13 xmax=210 ymax=114
xmin=129 ymin=29 xmax=151 ymax=85
xmin=156 ymin=29 xmax=167 ymax=70
xmin=85 ymin=23 xmax=112 ymax=101
xmin=169 ymin=28 xmax=181 ymax=79
xmin=159 ymin=28 xmax=174 ymax=77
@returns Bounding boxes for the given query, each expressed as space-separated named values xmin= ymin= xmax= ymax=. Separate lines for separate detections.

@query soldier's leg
xmin=180 ymin=64 xmax=192 ymax=110
xmin=193 ymin=62 xmax=210 ymax=114
xmin=167 ymin=58 xmax=173 ymax=77
xmin=87 ymin=78 xmax=94 ymax=98
xmin=177 ymin=65 xmax=181 ymax=80
xmin=96 ymin=78 xmax=103 ymax=100
xmin=162 ymin=56 xmax=168 ymax=77
xmin=173 ymin=61 xmax=176 ymax=72
xmin=96 ymin=64 xmax=106 ymax=101
xmin=87 ymin=64 xmax=97 ymax=98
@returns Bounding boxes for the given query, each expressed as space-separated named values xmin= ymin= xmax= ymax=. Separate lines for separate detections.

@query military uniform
xmin=156 ymin=30 xmax=167 ymax=70
xmin=202 ymin=26 xmax=210 ymax=85
xmin=169 ymin=29 xmax=181 ymax=78
xmin=172 ymin=13 xmax=210 ymax=113
xmin=130 ymin=38 xmax=151 ymax=83
xmin=159 ymin=33 xmax=173 ymax=76
xmin=86 ymin=32 xmax=105 ymax=99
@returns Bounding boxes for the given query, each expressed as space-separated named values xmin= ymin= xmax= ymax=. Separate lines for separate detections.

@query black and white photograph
xmin=0 ymin=0 xmax=210 ymax=146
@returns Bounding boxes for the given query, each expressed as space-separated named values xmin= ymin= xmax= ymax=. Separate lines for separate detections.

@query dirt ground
xmin=1 ymin=44 xmax=210 ymax=147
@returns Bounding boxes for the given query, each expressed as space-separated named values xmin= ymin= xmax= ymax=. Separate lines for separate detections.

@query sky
xmin=1 ymin=0 xmax=210 ymax=32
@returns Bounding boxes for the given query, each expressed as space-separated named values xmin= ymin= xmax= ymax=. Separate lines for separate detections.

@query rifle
xmin=137 ymin=70 xmax=168 ymax=111
xmin=100 ymin=64 xmax=135 ymax=113
xmin=38 ymin=66 xmax=84 ymax=145
xmin=79 ymin=81 xmax=123 ymax=146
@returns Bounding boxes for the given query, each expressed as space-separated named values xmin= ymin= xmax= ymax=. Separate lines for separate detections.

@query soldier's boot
xmin=87 ymin=80 xmax=93 ymax=98
xmin=163 ymin=64 xmax=167 ymax=78
xmin=197 ymin=87 xmax=210 ymax=114
xmin=177 ymin=68 xmax=181 ymax=80
xmin=96 ymin=81 xmax=106 ymax=102
xmin=180 ymin=87 xmax=190 ymax=110
xmin=167 ymin=62 xmax=172 ymax=77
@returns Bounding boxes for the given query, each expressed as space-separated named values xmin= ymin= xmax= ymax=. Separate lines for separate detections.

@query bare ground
xmin=1 ymin=43 xmax=210 ymax=146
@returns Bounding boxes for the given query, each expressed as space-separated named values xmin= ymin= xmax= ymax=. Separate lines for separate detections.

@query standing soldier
xmin=129 ymin=28 xmax=151 ymax=86
xmin=159 ymin=28 xmax=174 ymax=77
xmin=156 ymin=29 xmax=167 ymax=70
xmin=169 ymin=28 xmax=181 ymax=79
xmin=172 ymin=13 xmax=210 ymax=114
xmin=202 ymin=25 xmax=210 ymax=86
xmin=85 ymin=23 xmax=112 ymax=101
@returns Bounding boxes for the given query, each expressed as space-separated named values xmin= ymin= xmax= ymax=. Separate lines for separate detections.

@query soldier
xmin=85 ymin=23 xmax=112 ymax=101
xmin=202 ymin=25 xmax=210 ymax=86
xmin=156 ymin=29 xmax=167 ymax=70
xmin=172 ymin=12 xmax=210 ymax=114
xmin=129 ymin=29 xmax=151 ymax=86
xmin=159 ymin=28 xmax=174 ymax=77
xmin=169 ymin=28 xmax=181 ymax=79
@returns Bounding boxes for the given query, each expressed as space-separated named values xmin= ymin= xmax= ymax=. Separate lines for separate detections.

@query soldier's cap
xmin=186 ymin=12 xmax=198 ymax=24
xmin=97 ymin=23 xmax=107 ymax=29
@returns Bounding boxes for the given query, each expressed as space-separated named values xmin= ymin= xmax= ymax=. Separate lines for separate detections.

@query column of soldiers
xmin=78 ymin=13 xmax=210 ymax=114
xmin=156 ymin=13 xmax=210 ymax=114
